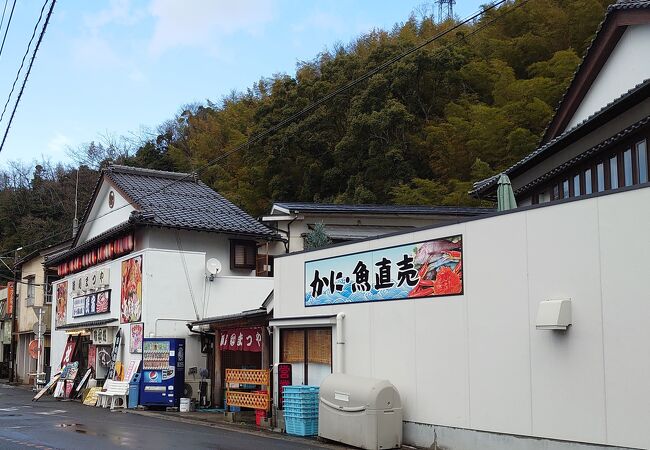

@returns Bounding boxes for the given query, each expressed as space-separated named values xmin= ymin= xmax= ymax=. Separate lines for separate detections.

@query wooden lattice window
xmin=230 ymin=240 xmax=257 ymax=270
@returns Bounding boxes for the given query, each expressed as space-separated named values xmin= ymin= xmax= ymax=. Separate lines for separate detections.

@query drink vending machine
xmin=139 ymin=338 xmax=185 ymax=407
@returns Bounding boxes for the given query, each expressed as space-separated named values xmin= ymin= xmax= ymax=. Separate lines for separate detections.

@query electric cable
xmin=0 ymin=0 xmax=16 ymax=62
xmin=0 ymin=0 xmax=531 ymax=258
xmin=0 ymin=0 xmax=11 ymax=53
xmin=71 ymin=0 xmax=525 ymax=227
xmin=0 ymin=0 xmax=51 ymax=129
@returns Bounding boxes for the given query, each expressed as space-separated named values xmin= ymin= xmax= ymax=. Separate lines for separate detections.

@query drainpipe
xmin=336 ymin=312 xmax=345 ymax=374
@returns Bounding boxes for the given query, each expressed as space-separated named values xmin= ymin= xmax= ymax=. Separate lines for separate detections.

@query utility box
xmin=318 ymin=373 xmax=402 ymax=449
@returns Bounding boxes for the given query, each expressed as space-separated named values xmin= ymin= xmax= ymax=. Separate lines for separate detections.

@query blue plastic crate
xmin=284 ymin=410 xmax=319 ymax=419
xmin=285 ymin=416 xmax=318 ymax=437
xmin=282 ymin=385 xmax=319 ymax=394
xmin=283 ymin=397 xmax=319 ymax=406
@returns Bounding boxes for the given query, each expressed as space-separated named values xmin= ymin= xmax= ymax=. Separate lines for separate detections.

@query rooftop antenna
xmin=72 ymin=168 xmax=79 ymax=238
xmin=436 ymin=0 xmax=455 ymax=22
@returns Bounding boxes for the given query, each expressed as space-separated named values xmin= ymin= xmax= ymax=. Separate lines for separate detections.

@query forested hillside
xmin=0 ymin=0 xmax=613 ymax=258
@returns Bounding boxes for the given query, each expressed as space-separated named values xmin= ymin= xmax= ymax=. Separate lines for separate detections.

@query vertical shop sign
xmin=130 ymin=323 xmax=143 ymax=354
xmin=6 ymin=282 xmax=13 ymax=317
xmin=121 ymin=255 xmax=142 ymax=323
xmin=278 ymin=363 xmax=292 ymax=409
xmin=55 ymin=281 xmax=68 ymax=328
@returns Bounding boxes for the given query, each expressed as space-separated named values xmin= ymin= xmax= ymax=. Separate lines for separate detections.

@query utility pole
xmin=8 ymin=247 xmax=21 ymax=383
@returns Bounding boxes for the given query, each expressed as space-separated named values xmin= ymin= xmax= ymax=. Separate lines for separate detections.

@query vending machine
xmin=139 ymin=338 xmax=185 ymax=407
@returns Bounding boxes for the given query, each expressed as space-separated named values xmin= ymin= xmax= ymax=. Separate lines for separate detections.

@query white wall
xmin=566 ymin=24 xmax=650 ymax=130
xmin=77 ymin=180 xmax=135 ymax=244
xmin=272 ymin=186 xmax=650 ymax=449
xmin=51 ymin=231 xmax=273 ymax=380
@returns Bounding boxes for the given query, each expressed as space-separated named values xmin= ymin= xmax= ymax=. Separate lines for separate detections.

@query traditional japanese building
xmin=46 ymin=164 xmax=278 ymax=401
xmin=471 ymin=0 xmax=650 ymax=204
xmin=263 ymin=202 xmax=493 ymax=252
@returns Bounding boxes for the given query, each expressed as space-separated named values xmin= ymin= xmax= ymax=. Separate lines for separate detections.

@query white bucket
xmin=179 ymin=398 xmax=191 ymax=412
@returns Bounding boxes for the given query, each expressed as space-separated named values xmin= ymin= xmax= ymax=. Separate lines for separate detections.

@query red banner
xmin=60 ymin=336 xmax=78 ymax=368
xmin=6 ymin=282 xmax=14 ymax=317
xmin=219 ymin=327 xmax=263 ymax=352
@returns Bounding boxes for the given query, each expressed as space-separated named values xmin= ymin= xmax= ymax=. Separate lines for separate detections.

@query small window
xmin=562 ymin=179 xmax=569 ymax=199
xmin=573 ymin=175 xmax=581 ymax=197
xmin=552 ymin=184 xmax=559 ymax=200
xmin=230 ymin=240 xmax=257 ymax=270
xmin=610 ymin=155 xmax=618 ymax=189
xmin=638 ymin=140 xmax=648 ymax=183
xmin=597 ymin=163 xmax=605 ymax=192
xmin=26 ymin=276 xmax=35 ymax=306
xmin=585 ymin=169 xmax=592 ymax=194
xmin=623 ymin=149 xmax=633 ymax=187
xmin=538 ymin=191 xmax=550 ymax=204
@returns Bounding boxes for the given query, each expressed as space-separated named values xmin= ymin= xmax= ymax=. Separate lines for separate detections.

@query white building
xmin=262 ymin=202 xmax=492 ymax=252
xmin=47 ymin=165 xmax=277 ymax=392
xmin=271 ymin=184 xmax=650 ymax=450
xmin=271 ymin=2 xmax=650 ymax=448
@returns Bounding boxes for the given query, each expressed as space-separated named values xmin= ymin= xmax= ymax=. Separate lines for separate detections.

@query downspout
xmin=336 ymin=312 xmax=345 ymax=374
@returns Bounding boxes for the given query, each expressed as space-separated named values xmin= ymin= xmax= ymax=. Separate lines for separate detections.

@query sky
xmin=0 ymin=0 xmax=485 ymax=167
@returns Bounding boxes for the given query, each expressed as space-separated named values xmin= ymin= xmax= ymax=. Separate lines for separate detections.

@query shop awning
xmin=56 ymin=318 xmax=118 ymax=330
xmin=190 ymin=309 xmax=269 ymax=328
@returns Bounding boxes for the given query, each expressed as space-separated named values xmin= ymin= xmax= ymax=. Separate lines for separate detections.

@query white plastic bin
xmin=318 ymin=373 xmax=402 ymax=449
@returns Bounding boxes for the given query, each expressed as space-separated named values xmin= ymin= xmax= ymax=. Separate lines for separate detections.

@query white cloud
xmin=47 ymin=133 xmax=72 ymax=157
xmin=147 ymin=0 xmax=274 ymax=57
xmin=84 ymin=0 xmax=145 ymax=29
xmin=292 ymin=11 xmax=344 ymax=34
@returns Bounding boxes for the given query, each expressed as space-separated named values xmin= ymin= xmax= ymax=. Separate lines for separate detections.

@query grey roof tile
xmin=273 ymin=202 xmax=493 ymax=216
xmin=106 ymin=165 xmax=276 ymax=238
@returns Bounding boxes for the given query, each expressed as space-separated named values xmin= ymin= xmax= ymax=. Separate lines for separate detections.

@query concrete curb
xmin=122 ymin=409 xmax=344 ymax=449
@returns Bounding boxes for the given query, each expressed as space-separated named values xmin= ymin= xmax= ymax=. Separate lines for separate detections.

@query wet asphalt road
xmin=0 ymin=383 xmax=327 ymax=450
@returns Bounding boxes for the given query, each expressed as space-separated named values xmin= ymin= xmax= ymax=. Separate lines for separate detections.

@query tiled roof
xmin=105 ymin=165 xmax=277 ymax=238
xmin=610 ymin=0 xmax=650 ymax=10
xmin=471 ymin=78 xmax=650 ymax=196
xmin=272 ymin=202 xmax=494 ymax=216
xmin=541 ymin=0 xmax=650 ymax=143
xmin=512 ymin=114 xmax=650 ymax=196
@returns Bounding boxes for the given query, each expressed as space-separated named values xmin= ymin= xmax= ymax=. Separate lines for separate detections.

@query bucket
xmin=180 ymin=398 xmax=190 ymax=412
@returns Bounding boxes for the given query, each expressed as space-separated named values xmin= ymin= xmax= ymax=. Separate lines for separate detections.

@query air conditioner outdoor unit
xmin=185 ymin=379 xmax=211 ymax=405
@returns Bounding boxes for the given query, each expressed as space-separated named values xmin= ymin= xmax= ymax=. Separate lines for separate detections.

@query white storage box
xmin=318 ymin=373 xmax=402 ymax=449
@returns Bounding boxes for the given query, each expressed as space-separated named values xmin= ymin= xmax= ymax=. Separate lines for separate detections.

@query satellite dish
xmin=206 ymin=258 xmax=222 ymax=275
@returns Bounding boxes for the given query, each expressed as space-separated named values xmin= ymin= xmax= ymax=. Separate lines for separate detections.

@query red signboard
xmin=88 ymin=345 xmax=96 ymax=371
xmin=60 ymin=336 xmax=78 ymax=368
xmin=278 ymin=363 xmax=292 ymax=409
xmin=6 ymin=282 xmax=14 ymax=317
xmin=219 ymin=327 xmax=263 ymax=352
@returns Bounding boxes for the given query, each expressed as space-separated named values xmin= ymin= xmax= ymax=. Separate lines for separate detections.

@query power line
xmin=0 ymin=0 xmax=531 ymax=259
xmin=75 ymin=0 xmax=519 ymax=226
xmin=0 ymin=0 xmax=16 ymax=62
xmin=0 ymin=0 xmax=50 ymax=127
xmin=0 ymin=0 xmax=10 ymax=49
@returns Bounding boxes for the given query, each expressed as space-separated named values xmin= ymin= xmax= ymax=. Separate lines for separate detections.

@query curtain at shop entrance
xmin=280 ymin=328 xmax=332 ymax=387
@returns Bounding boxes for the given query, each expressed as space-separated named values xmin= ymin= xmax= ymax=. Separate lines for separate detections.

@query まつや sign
xmin=219 ymin=328 xmax=263 ymax=352
xmin=304 ymin=235 xmax=463 ymax=306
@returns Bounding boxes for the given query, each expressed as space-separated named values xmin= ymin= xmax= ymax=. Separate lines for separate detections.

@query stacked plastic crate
xmin=282 ymin=385 xmax=320 ymax=436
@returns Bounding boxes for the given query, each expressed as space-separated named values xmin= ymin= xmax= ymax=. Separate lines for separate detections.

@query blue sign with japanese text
xmin=304 ymin=235 xmax=463 ymax=306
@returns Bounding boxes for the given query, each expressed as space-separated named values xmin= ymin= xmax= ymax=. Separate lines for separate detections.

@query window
xmin=585 ymin=168 xmax=592 ymax=194
xmin=230 ymin=240 xmax=257 ymax=270
xmin=26 ymin=276 xmax=35 ymax=306
xmin=638 ymin=140 xmax=648 ymax=183
xmin=537 ymin=191 xmax=550 ymax=204
xmin=562 ymin=179 xmax=569 ymax=199
xmin=623 ymin=149 xmax=633 ymax=187
xmin=573 ymin=175 xmax=581 ymax=197
xmin=610 ymin=155 xmax=618 ymax=189
xmin=597 ymin=163 xmax=605 ymax=192
xmin=552 ymin=184 xmax=559 ymax=200
xmin=280 ymin=328 xmax=332 ymax=387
